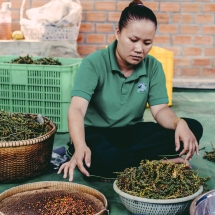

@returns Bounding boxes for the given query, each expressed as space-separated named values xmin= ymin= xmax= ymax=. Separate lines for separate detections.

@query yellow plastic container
xmin=148 ymin=46 xmax=174 ymax=106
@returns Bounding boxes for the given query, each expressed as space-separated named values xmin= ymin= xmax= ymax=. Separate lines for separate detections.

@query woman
xmin=58 ymin=0 xmax=202 ymax=181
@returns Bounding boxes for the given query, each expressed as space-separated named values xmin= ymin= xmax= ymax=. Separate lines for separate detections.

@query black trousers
xmin=68 ymin=118 xmax=203 ymax=178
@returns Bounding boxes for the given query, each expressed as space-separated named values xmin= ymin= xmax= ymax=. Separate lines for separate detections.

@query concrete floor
xmin=0 ymin=89 xmax=215 ymax=215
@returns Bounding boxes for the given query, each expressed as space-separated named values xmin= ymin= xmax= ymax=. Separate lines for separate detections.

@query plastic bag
xmin=50 ymin=147 xmax=68 ymax=170
xmin=19 ymin=0 xmax=82 ymax=40
xmin=25 ymin=0 xmax=82 ymax=27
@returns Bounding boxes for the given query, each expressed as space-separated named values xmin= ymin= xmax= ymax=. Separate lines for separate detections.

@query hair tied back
xmin=129 ymin=0 xmax=144 ymax=7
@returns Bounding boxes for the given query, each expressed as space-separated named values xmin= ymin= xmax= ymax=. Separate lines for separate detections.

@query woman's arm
xmin=150 ymin=104 xmax=199 ymax=161
xmin=150 ymin=104 xmax=177 ymax=129
xmin=58 ymin=96 xmax=91 ymax=181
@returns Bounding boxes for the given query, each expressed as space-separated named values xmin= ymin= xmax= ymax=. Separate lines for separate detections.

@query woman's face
xmin=115 ymin=19 xmax=156 ymax=67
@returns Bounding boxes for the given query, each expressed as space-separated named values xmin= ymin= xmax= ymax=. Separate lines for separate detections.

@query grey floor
xmin=0 ymin=88 xmax=215 ymax=215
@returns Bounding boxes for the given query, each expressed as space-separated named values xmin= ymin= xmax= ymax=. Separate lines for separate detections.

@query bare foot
xmin=165 ymin=157 xmax=192 ymax=169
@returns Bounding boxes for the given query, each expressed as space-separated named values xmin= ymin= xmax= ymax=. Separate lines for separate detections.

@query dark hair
xmin=118 ymin=0 xmax=157 ymax=31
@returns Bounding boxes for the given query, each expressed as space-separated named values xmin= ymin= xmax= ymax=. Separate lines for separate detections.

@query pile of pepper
xmin=14 ymin=195 xmax=98 ymax=215
xmin=6 ymin=55 xmax=62 ymax=65
xmin=0 ymin=110 xmax=49 ymax=141
xmin=203 ymin=142 xmax=215 ymax=162
xmin=115 ymin=160 xmax=210 ymax=199
xmin=0 ymin=190 xmax=104 ymax=215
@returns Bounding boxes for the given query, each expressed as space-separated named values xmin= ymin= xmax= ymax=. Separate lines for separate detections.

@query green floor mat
xmin=0 ymin=89 xmax=215 ymax=215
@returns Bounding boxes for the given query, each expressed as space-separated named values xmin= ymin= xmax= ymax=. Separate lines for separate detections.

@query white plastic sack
xmin=25 ymin=0 xmax=82 ymax=27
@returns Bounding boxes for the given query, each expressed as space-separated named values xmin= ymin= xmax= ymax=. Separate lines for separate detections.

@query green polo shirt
xmin=71 ymin=40 xmax=168 ymax=127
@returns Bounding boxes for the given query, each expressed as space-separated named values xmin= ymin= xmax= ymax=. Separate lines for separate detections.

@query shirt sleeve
xmin=147 ymin=58 xmax=169 ymax=106
xmin=71 ymin=58 xmax=98 ymax=102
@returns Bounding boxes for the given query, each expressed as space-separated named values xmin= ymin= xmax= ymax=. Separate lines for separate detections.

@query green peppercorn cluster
xmin=0 ymin=110 xmax=49 ymax=141
xmin=7 ymin=55 xmax=62 ymax=65
xmin=115 ymin=160 xmax=210 ymax=199
xmin=203 ymin=142 xmax=215 ymax=162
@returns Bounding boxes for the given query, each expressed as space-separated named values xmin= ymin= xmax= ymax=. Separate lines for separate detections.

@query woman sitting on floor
xmin=58 ymin=0 xmax=202 ymax=182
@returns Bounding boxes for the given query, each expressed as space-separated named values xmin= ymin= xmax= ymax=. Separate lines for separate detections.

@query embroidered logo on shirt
xmin=137 ymin=82 xmax=147 ymax=93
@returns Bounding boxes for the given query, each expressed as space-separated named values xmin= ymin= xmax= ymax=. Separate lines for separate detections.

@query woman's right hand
xmin=57 ymin=145 xmax=91 ymax=182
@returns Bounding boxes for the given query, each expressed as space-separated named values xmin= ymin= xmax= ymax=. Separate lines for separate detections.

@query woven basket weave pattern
xmin=0 ymin=115 xmax=56 ymax=183
xmin=0 ymin=181 xmax=108 ymax=215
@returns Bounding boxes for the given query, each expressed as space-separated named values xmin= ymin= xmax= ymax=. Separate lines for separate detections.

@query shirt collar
xmin=107 ymin=40 xmax=146 ymax=79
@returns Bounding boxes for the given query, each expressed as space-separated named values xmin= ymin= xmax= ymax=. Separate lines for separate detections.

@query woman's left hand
xmin=175 ymin=119 xmax=199 ymax=161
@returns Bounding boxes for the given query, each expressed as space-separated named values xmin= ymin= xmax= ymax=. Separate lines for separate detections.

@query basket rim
xmin=0 ymin=181 xmax=108 ymax=215
xmin=0 ymin=114 xmax=56 ymax=148
xmin=113 ymin=180 xmax=203 ymax=204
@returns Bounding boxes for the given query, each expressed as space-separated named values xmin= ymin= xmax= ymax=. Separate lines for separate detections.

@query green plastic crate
xmin=0 ymin=56 xmax=82 ymax=132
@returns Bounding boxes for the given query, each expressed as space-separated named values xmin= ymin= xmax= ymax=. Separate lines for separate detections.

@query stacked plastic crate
xmin=0 ymin=56 xmax=82 ymax=132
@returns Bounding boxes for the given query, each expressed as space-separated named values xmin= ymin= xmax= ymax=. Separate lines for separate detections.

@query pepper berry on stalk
xmin=115 ymin=159 xmax=210 ymax=199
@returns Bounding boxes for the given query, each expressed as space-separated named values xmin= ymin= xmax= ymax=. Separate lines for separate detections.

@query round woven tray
xmin=0 ymin=114 xmax=56 ymax=183
xmin=0 ymin=181 xmax=108 ymax=215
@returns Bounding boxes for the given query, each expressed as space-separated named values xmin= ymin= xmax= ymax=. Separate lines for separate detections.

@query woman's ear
xmin=115 ymin=26 xmax=120 ymax=41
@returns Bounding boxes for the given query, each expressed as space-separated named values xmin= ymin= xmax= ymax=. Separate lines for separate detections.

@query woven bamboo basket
xmin=0 ymin=114 xmax=56 ymax=183
xmin=0 ymin=181 xmax=108 ymax=215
